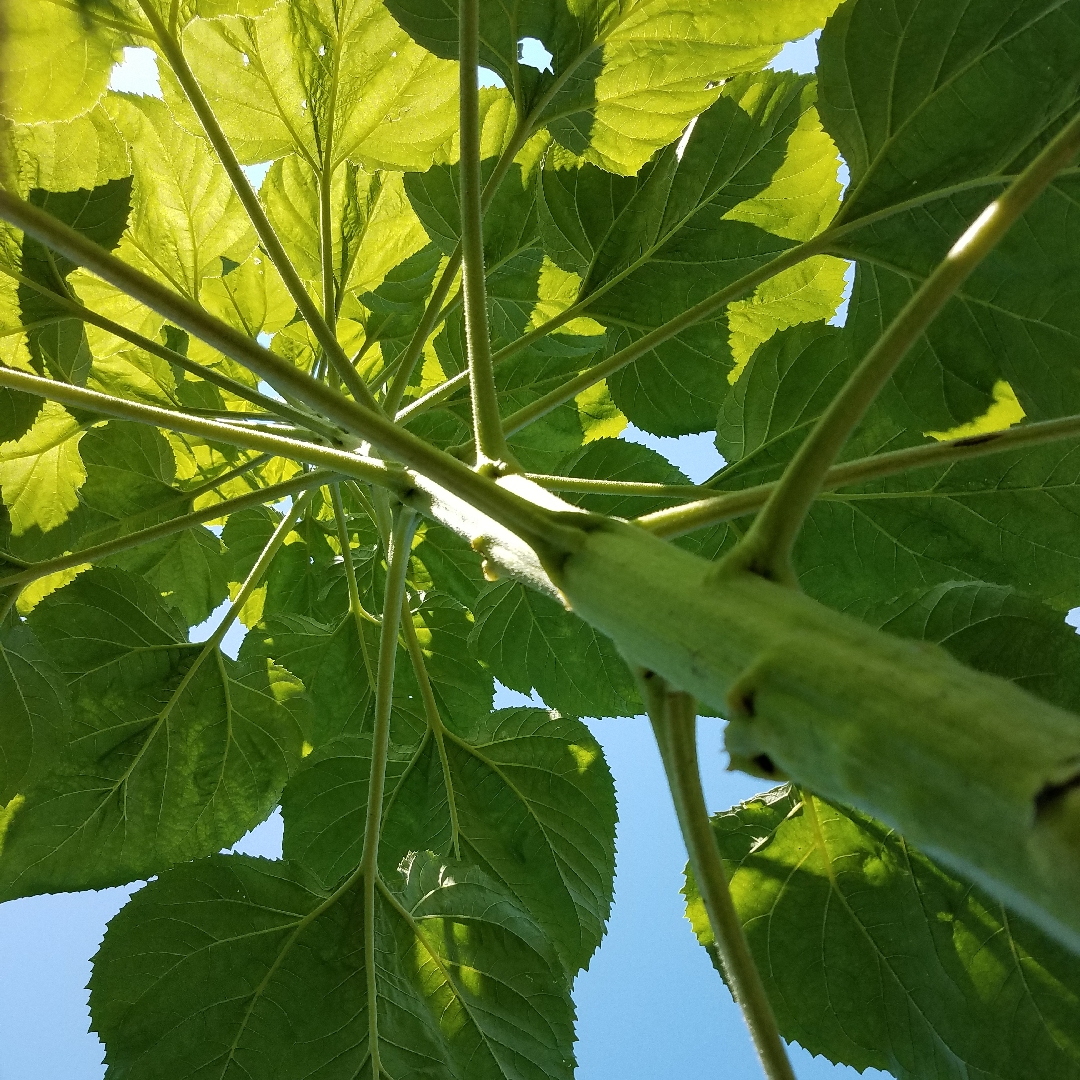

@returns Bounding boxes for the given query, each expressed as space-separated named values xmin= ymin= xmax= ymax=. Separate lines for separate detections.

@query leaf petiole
xmin=638 ymin=671 xmax=795 ymax=1080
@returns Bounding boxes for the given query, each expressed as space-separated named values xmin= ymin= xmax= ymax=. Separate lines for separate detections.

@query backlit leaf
xmin=689 ymin=787 xmax=1080 ymax=1079
xmin=90 ymin=852 xmax=576 ymax=1080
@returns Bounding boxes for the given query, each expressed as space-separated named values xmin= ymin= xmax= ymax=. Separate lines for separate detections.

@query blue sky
xmin=0 ymin=32 xmax=891 ymax=1080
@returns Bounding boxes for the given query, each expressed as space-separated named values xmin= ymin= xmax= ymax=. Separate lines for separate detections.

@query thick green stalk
xmin=0 ymin=191 xmax=580 ymax=553
xmin=143 ymin=5 xmax=380 ymax=414
xmin=330 ymin=482 xmax=377 ymax=693
xmin=640 ymin=673 xmax=795 ymax=1080
xmin=0 ymin=365 xmax=402 ymax=489
xmin=499 ymin=239 xmax=830 ymax=437
xmin=0 ymin=469 xmax=333 ymax=590
xmin=732 ymin=109 xmax=1080 ymax=583
xmin=549 ymin=517 xmax=1080 ymax=955
xmin=636 ymin=410 xmax=1080 ymax=537
xmin=362 ymin=508 xmax=417 ymax=1078
xmin=382 ymin=117 xmax=536 ymax=417
xmin=458 ymin=0 xmax=508 ymax=464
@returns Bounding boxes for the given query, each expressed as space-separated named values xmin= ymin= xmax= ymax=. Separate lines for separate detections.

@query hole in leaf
xmin=108 ymin=46 xmax=162 ymax=98
xmin=518 ymin=37 xmax=553 ymax=73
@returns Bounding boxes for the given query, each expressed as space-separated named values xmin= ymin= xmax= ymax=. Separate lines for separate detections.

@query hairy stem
xmin=458 ymin=0 xmax=509 ymax=464
xmin=0 ymin=365 xmax=401 ymax=488
xmin=362 ymin=508 xmax=418 ymax=1077
xmin=382 ymin=116 xmax=534 ymax=417
xmin=731 ymin=109 xmax=1080 ymax=583
xmin=636 ymin=409 xmax=1080 ymax=537
xmin=143 ymin=5 xmax=381 ymax=413
xmin=640 ymin=672 xmax=795 ymax=1080
xmin=330 ymin=482 xmax=377 ymax=693
xmin=0 ymin=469 xmax=333 ymax=590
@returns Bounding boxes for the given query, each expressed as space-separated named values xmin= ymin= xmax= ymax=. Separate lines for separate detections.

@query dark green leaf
xmin=470 ymin=579 xmax=640 ymax=718
xmin=0 ymin=568 xmax=304 ymax=898
xmin=689 ymin=787 xmax=1080 ymax=1079
xmin=0 ymin=614 xmax=71 ymax=804
xmin=90 ymin=852 xmax=576 ymax=1079
xmin=283 ymin=706 xmax=616 ymax=975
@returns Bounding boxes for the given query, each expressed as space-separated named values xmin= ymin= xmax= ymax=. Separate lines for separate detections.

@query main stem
xmin=458 ymin=0 xmax=508 ymax=465
xmin=361 ymin=507 xmax=417 ymax=1078
xmin=640 ymin=673 xmax=795 ymax=1080
xmin=732 ymin=108 xmax=1080 ymax=582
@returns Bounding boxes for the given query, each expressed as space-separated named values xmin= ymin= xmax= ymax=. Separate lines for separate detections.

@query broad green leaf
xmin=0 ymin=615 xmax=71 ymax=804
xmin=0 ymin=2 xmax=127 ymax=124
xmin=412 ymin=522 xmax=489 ymax=608
xmin=538 ymin=71 xmax=842 ymax=434
xmin=0 ymin=568 xmax=304 ymax=898
xmin=387 ymin=0 xmax=842 ymax=174
xmin=90 ymin=852 xmax=576 ymax=1079
xmin=688 ymin=787 xmax=1080 ymax=1079
xmin=726 ymin=255 xmax=850 ymax=379
xmin=15 ymin=178 xmax=133 ymax=385
xmin=470 ymin=579 xmax=640 ymax=718
xmin=242 ymin=612 xmax=375 ymax=745
xmin=283 ymin=706 xmax=616 ymax=975
xmin=242 ymin=587 xmax=489 ymax=748
xmin=853 ymin=580 xmax=1080 ymax=713
xmin=795 ymin=437 xmax=1080 ymax=612
xmin=714 ymin=321 xmax=850 ymax=490
xmin=3 ymin=421 xmax=228 ymax=627
xmin=261 ymin=156 xmax=431 ymax=355
xmin=344 ymin=243 xmax=444 ymax=361
xmin=200 ymin=251 xmax=295 ymax=338
xmin=115 ymin=527 xmax=230 ymax=628
xmin=819 ymin=0 xmax=1080 ymax=223
xmin=8 ymin=107 xmax=130 ymax=194
xmin=835 ymin=178 xmax=1080 ymax=437
xmin=404 ymin=95 xmax=545 ymax=268
xmin=0 ymin=402 xmax=88 ymax=536
xmin=168 ymin=0 xmax=459 ymax=170
xmin=0 ymin=386 xmax=40 ymax=444
xmin=106 ymin=93 xmax=256 ymax=299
